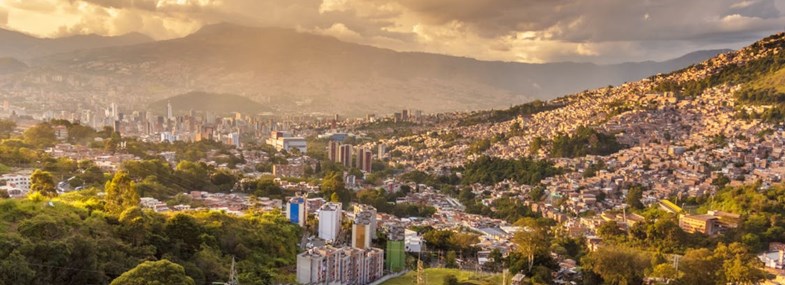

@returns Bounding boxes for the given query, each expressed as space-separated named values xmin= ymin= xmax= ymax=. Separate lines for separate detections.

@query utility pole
xmin=417 ymin=258 xmax=425 ymax=285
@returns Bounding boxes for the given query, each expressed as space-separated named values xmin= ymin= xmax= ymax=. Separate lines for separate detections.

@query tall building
xmin=328 ymin=140 xmax=339 ymax=162
xmin=352 ymin=210 xmax=374 ymax=249
xmin=356 ymin=147 xmax=373 ymax=172
xmin=353 ymin=204 xmax=377 ymax=239
xmin=378 ymin=143 xmax=387 ymax=160
xmin=361 ymin=149 xmax=373 ymax=173
xmin=167 ymin=101 xmax=173 ymax=120
xmin=296 ymin=245 xmax=384 ymax=285
xmin=318 ymin=202 xmax=342 ymax=242
xmin=339 ymin=144 xmax=352 ymax=168
xmin=286 ymin=197 xmax=307 ymax=227
xmin=385 ymin=224 xmax=406 ymax=272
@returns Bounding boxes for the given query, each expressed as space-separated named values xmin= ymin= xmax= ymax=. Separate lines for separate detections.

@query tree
xmin=23 ymin=123 xmax=56 ymax=147
xmin=445 ymin=250 xmax=458 ymax=268
xmin=512 ymin=218 xmax=550 ymax=273
xmin=715 ymin=242 xmax=767 ymax=285
xmin=105 ymin=171 xmax=140 ymax=214
xmin=582 ymin=246 xmax=650 ymax=285
xmin=110 ymin=259 xmax=195 ymax=285
xmin=626 ymin=185 xmax=645 ymax=210
xmin=597 ymin=221 xmax=625 ymax=240
xmin=649 ymin=263 xmax=682 ymax=282
xmin=29 ymin=169 xmax=57 ymax=197
xmin=444 ymin=274 xmax=459 ymax=285
xmin=678 ymin=248 xmax=722 ymax=285
xmin=0 ymin=119 xmax=16 ymax=139
xmin=0 ymin=250 xmax=35 ymax=283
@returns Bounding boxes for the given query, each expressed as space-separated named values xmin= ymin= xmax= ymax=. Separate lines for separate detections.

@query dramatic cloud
xmin=0 ymin=0 xmax=783 ymax=63
xmin=0 ymin=8 xmax=7 ymax=26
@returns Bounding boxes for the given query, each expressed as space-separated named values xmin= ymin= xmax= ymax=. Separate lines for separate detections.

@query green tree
xmin=582 ymin=246 xmax=651 ymax=285
xmin=444 ymin=274 xmax=459 ymax=285
xmin=110 ymin=259 xmax=195 ymax=285
xmin=445 ymin=250 xmax=458 ymax=268
xmin=105 ymin=171 xmax=140 ymax=214
xmin=29 ymin=169 xmax=57 ymax=197
xmin=0 ymin=250 xmax=35 ymax=283
xmin=0 ymin=119 xmax=16 ymax=139
xmin=512 ymin=218 xmax=550 ymax=273
xmin=649 ymin=263 xmax=682 ymax=282
xmin=678 ymin=248 xmax=722 ymax=285
xmin=626 ymin=185 xmax=645 ymax=210
xmin=23 ymin=123 xmax=56 ymax=147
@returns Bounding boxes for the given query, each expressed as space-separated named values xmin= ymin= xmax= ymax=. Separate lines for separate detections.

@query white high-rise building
xmin=110 ymin=102 xmax=118 ymax=120
xmin=318 ymin=202 xmax=342 ymax=242
xmin=167 ymin=101 xmax=173 ymax=120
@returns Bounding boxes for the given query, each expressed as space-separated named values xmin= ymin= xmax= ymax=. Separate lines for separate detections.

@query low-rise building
xmin=679 ymin=214 xmax=719 ymax=235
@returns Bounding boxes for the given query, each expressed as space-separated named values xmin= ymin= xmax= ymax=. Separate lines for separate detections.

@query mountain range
xmin=0 ymin=28 xmax=153 ymax=59
xmin=0 ymin=23 xmax=731 ymax=115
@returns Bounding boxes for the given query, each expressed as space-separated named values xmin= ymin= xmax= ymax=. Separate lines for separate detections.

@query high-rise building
xmin=353 ymin=204 xmax=377 ymax=239
xmin=339 ymin=144 xmax=352 ymax=168
xmin=378 ymin=143 xmax=387 ymax=160
xmin=167 ymin=101 xmax=173 ymax=120
xmin=286 ymin=197 xmax=307 ymax=227
xmin=352 ymin=210 xmax=374 ymax=249
xmin=361 ymin=149 xmax=372 ymax=173
xmin=385 ymin=224 xmax=406 ymax=272
xmin=296 ymin=245 xmax=384 ymax=285
xmin=328 ymin=140 xmax=339 ymax=162
xmin=356 ymin=147 xmax=366 ymax=171
xmin=318 ymin=202 xmax=342 ymax=242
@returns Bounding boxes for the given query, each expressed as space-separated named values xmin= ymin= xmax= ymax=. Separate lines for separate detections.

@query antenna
xmin=210 ymin=257 xmax=240 ymax=285
xmin=227 ymin=257 xmax=240 ymax=285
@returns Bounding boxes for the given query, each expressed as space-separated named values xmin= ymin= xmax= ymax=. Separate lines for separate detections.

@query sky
xmin=0 ymin=0 xmax=784 ymax=64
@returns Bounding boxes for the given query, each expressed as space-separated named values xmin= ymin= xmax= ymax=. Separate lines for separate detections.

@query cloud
xmin=312 ymin=22 xmax=362 ymax=42
xmin=0 ymin=8 xmax=7 ymax=26
xmin=0 ymin=0 xmax=784 ymax=63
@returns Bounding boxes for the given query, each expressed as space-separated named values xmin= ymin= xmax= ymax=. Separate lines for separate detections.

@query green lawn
xmin=381 ymin=268 xmax=503 ymax=285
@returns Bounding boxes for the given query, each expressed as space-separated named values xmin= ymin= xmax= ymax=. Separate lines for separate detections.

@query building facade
xmin=286 ymin=197 xmax=307 ymax=227
xmin=319 ymin=202 xmax=343 ymax=242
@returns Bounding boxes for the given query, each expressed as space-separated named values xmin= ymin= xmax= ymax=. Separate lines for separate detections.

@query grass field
xmin=380 ymin=268 xmax=503 ymax=285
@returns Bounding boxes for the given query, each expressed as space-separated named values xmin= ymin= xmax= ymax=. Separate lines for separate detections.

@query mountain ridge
xmin=0 ymin=23 xmax=733 ymax=115
xmin=0 ymin=28 xmax=154 ymax=59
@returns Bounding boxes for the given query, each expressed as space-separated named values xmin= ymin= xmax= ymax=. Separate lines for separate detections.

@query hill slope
xmin=0 ymin=28 xmax=153 ymax=59
xmin=0 ymin=57 xmax=27 ymax=75
xmin=1 ymin=23 xmax=726 ymax=115
xmin=149 ymin=91 xmax=271 ymax=115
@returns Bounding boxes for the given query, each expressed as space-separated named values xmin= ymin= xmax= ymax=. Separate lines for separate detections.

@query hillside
xmin=1 ymin=23 xmax=724 ymax=115
xmin=0 ymin=28 xmax=153 ymax=59
xmin=0 ymin=57 xmax=27 ymax=74
xmin=0 ymin=194 xmax=300 ymax=284
xmin=376 ymin=32 xmax=785 ymax=187
xmin=149 ymin=91 xmax=271 ymax=115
